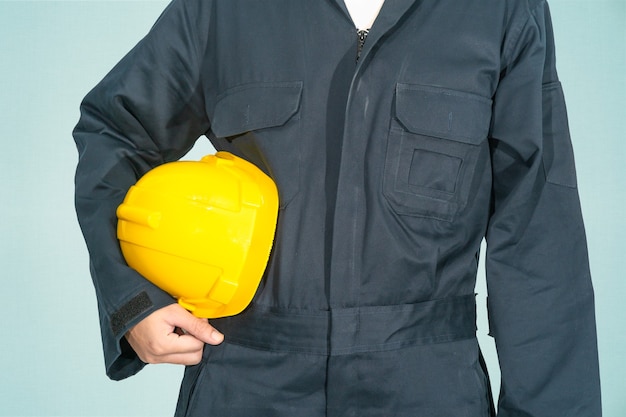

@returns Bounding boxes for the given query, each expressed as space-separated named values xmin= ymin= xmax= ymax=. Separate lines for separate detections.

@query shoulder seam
xmin=502 ymin=0 xmax=545 ymax=66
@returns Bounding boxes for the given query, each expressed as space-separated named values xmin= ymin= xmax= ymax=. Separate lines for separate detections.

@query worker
xmin=73 ymin=0 xmax=602 ymax=416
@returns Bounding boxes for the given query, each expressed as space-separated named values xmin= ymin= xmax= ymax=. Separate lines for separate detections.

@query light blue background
xmin=0 ymin=1 xmax=623 ymax=416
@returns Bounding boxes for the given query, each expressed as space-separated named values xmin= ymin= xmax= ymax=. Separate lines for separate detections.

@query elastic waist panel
xmin=213 ymin=294 xmax=476 ymax=355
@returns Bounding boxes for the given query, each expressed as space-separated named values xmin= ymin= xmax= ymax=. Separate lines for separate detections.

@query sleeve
xmin=485 ymin=1 xmax=602 ymax=415
xmin=72 ymin=0 xmax=213 ymax=380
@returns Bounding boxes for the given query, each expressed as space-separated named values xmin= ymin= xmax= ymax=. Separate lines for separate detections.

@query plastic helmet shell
xmin=116 ymin=152 xmax=279 ymax=318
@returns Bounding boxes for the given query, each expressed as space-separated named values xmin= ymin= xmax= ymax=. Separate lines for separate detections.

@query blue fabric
xmin=73 ymin=0 xmax=602 ymax=415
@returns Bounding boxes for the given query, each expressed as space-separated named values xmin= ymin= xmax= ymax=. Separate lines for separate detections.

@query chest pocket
xmin=210 ymin=81 xmax=303 ymax=209
xmin=383 ymin=84 xmax=492 ymax=222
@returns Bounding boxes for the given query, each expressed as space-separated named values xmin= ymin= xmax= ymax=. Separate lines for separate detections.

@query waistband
xmin=212 ymin=294 xmax=476 ymax=355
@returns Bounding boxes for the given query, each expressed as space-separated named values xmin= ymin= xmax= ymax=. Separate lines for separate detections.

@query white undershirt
xmin=344 ymin=0 xmax=386 ymax=30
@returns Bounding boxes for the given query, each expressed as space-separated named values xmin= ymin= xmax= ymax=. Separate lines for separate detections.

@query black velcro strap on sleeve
xmin=110 ymin=291 xmax=153 ymax=336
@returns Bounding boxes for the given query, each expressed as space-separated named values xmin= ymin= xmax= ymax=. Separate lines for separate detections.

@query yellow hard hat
xmin=116 ymin=152 xmax=278 ymax=318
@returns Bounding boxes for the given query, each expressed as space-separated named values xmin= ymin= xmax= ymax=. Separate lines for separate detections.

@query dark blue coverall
xmin=73 ymin=0 xmax=602 ymax=415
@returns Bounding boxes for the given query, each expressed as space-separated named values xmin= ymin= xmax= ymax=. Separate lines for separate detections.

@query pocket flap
xmin=395 ymin=84 xmax=492 ymax=145
xmin=212 ymin=81 xmax=303 ymax=138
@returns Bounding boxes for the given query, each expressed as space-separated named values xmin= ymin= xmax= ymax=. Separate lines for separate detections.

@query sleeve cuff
xmin=101 ymin=286 xmax=176 ymax=380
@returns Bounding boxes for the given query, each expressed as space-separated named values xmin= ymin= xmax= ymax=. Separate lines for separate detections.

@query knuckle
xmin=187 ymin=318 xmax=205 ymax=333
xmin=187 ymin=318 xmax=211 ymax=338
xmin=147 ymin=340 xmax=167 ymax=357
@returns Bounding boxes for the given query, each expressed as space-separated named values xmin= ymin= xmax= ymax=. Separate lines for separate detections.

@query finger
xmin=164 ymin=330 xmax=207 ymax=353
xmin=140 ymin=338 xmax=205 ymax=365
xmin=150 ymin=351 xmax=204 ymax=366
xmin=138 ymin=331 xmax=205 ymax=363
xmin=167 ymin=306 xmax=224 ymax=345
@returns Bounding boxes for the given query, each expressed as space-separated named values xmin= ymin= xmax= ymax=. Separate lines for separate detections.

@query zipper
xmin=356 ymin=29 xmax=369 ymax=61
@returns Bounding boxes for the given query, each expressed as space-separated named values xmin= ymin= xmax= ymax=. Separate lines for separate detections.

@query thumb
xmin=170 ymin=305 xmax=224 ymax=345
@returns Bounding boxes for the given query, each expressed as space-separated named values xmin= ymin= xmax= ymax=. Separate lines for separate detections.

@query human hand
xmin=125 ymin=303 xmax=224 ymax=365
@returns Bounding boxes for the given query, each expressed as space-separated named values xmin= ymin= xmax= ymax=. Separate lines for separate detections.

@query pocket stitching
xmin=211 ymin=81 xmax=303 ymax=138
xmin=383 ymin=84 xmax=491 ymax=221
xmin=395 ymin=83 xmax=492 ymax=145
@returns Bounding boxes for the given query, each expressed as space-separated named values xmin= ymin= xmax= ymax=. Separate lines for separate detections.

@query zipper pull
xmin=356 ymin=29 xmax=369 ymax=61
